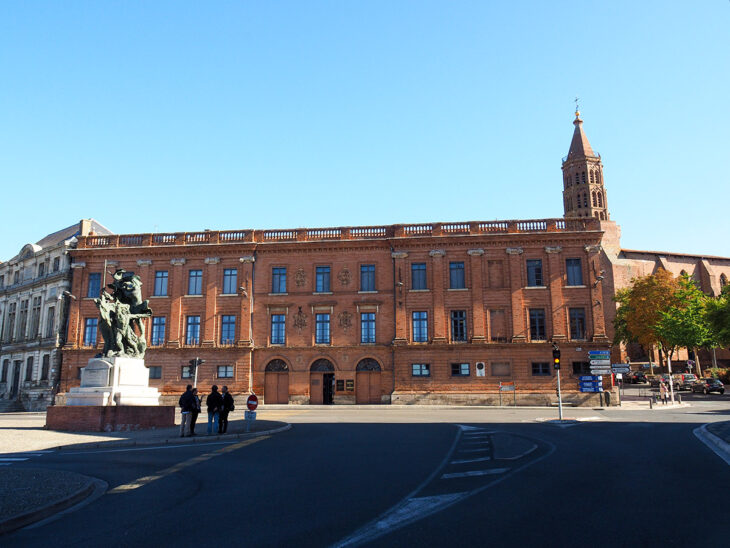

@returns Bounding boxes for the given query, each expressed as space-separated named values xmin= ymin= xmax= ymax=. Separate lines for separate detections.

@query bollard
xmin=649 ymin=397 xmax=653 ymax=409
xmin=678 ymin=393 xmax=682 ymax=404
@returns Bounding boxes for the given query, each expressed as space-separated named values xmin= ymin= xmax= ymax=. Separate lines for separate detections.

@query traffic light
xmin=189 ymin=358 xmax=205 ymax=375
xmin=552 ymin=347 xmax=561 ymax=370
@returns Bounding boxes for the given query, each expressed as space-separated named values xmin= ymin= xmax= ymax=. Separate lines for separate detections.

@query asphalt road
xmin=4 ymin=400 xmax=730 ymax=548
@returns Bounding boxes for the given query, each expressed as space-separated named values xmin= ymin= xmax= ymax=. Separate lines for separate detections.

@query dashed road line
xmin=450 ymin=456 xmax=491 ymax=465
xmin=107 ymin=436 xmax=269 ymax=494
xmin=441 ymin=468 xmax=510 ymax=480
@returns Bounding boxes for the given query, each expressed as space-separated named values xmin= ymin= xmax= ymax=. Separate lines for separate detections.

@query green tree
xmin=705 ymin=285 xmax=730 ymax=348
xmin=654 ymin=275 xmax=712 ymax=377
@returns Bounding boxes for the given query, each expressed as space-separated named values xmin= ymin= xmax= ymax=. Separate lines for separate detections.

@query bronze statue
xmin=94 ymin=269 xmax=152 ymax=358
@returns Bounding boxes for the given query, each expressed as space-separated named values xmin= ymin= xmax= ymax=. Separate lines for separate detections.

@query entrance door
xmin=356 ymin=371 xmax=382 ymax=404
xmin=310 ymin=373 xmax=323 ymax=405
xmin=323 ymin=373 xmax=335 ymax=405
xmin=264 ymin=372 xmax=289 ymax=404
xmin=10 ymin=361 xmax=21 ymax=399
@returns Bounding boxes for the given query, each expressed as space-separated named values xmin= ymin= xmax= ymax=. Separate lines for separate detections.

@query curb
xmin=0 ymin=477 xmax=96 ymax=536
xmin=53 ymin=423 xmax=292 ymax=452
xmin=694 ymin=424 xmax=730 ymax=466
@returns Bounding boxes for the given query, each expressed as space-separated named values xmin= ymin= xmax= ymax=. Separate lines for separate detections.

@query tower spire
xmin=561 ymin=110 xmax=609 ymax=221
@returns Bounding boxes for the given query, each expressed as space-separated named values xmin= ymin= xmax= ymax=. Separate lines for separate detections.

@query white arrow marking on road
xmin=441 ymin=468 xmax=509 ymax=479
xmin=0 ymin=458 xmax=29 ymax=461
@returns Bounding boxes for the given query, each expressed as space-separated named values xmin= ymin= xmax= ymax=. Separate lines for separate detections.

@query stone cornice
xmin=545 ymin=246 xmax=562 ymax=254
xmin=391 ymin=252 xmax=408 ymax=259
xmin=136 ymin=259 xmax=153 ymax=266
xmin=170 ymin=258 xmax=186 ymax=266
xmin=467 ymin=248 xmax=485 ymax=256
xmin=239 ymin=256 xmax=256 ymax=263
xmin=429 ymin=250 xmax=446 ymax=258
xmin=205 ymin=257 xmax=221 ymax=265
xmin=70 ymin=262 xmax=86 ymax=269
xmin=506 ymin=247 xmax=523 ymax=255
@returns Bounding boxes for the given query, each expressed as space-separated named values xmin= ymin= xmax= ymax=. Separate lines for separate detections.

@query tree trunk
xmin=694 ymin=347 xmax=703 ymax=377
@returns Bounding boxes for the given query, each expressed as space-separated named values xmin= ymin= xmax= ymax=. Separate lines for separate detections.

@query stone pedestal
xmin=66 ymin=357 xmax=160 ymax=406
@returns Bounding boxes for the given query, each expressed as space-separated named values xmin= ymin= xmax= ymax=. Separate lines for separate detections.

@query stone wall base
xmin=46 ymin=405 xmax=175 ymax=432
xmin=391 ymin=391 xmax=610 ymax=407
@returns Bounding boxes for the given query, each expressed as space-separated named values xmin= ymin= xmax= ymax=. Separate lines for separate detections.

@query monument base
xmin=67 ymin=356 xmax=161 ymax=406
xmin=46 ymin=405 xmax=175 ymax=432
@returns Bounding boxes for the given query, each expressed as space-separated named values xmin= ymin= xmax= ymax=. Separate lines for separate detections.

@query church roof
xmin=566 ymin=112 xmax=597 ymax=160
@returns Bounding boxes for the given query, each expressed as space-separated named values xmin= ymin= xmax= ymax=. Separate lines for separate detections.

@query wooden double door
xmin=264 ymin=372 xmax=289 ymax=404
xmin=356 ymin=371 xmax=381 ymax=404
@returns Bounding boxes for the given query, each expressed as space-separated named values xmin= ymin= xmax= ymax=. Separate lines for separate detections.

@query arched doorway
xmin=310 ymin=359 xmax=335 ymax=405
xmin=356 ymin=358 xmax=382 ymax=404
xmin=264 ymin=359 xmax=289 ymax=404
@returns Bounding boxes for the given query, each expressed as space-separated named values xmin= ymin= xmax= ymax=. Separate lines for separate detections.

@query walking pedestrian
xmin=179 ymin=384 xmax=194 ymax=437
xmin=219 ymin=385 xmax=235 ymax=434
xmin=206 ymin=385 xmax=223 ymax=435
xmin=660 ymin=380 xmax=668 ymax=405
xmin=190 ymin=387 xmax=201 ymax=435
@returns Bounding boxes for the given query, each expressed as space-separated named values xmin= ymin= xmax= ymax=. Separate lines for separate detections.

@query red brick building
xmin=60 ymin=216 xmax=612 ymax=406
xmin=60 ymin=112 xmax=730 ymax=406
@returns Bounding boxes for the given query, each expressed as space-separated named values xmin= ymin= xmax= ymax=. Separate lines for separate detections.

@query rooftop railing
xmin=76 ymin=217 xmax=601 ymax=249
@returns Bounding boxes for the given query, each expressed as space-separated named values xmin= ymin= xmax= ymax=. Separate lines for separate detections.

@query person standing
xmin=660 ymin=380 xmax=668 ymax=405
xmin=189 ymin=387 xmax=201 ymax=436
xmin=206 ymin=385 xmax=223 ymax=435
xmin=219 ymin=385 xmax=235 ymax=434
xmin=179 ymin=384 xmax=194 ymax=437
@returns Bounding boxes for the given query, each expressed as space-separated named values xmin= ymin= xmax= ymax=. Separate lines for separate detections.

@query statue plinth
xmin=67 ymin=357 xmax=160 ymax=406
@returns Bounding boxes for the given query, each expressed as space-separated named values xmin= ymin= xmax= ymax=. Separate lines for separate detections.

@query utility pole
xmin=553 ymin=342 xmax=563 ymax=421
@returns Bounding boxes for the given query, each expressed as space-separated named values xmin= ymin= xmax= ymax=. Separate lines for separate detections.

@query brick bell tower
xmin=562 ymin=109 xmax=609 ymax=220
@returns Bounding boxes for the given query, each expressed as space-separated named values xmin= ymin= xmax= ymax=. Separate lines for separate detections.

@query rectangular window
xmin=361 ymin=312 xmax=376 ymax=343
xmin=53 ymin=257 xmax=60 ymax=272
xmin=566 ymin=258 xmax=583 ymax=286
xmin=526 ymin=259 xmax=543 ymax=287
xmin=529 ymin=309 xmax=546 ymax=341
xmin=30 ymin=296 xmax=41 ymax=338
xmin=38 ymin=263 xmax=45 ymax=277
xmin=360 ymin=264 xmax=376 ymax=291
xmin=488 ymin=260 xmax=505 ymax=288
xmin=412 ymin=311 xmax=428 ymax=342
xmin=181 ymin=366 xmax=192 ymax=379
xmin=87 ymin=273 xmax=101 ymax=298
xmin=25 ymin=357 xmax=34 ymax=381
xmin=315 ymin=266 xmax=331 ymax=293
xmin=569 ymin=308 xmax=586 ymax=340
xmin=45 ymin=306 xmax=55 ymax=338
xmin=149 ymin=366 xmax=162 ymax=379
xmin=154 ymin=271 xmax=168 ymax=296
xmin=532 ymin=362 xmax=551 ymax=376
xmin=272 ymin=267 xmax=287 ymax=293
xmin=451 ymin=363 xmax=470 ymax=376
xmin=222 ymin=268 xmax=237 ymax=294
xmin=4 ymin=303 xmax=16 ymax=342
xmin=220 ymin=315 xmax=236 ymax=344
xmin=41 ymin=354 xmax=50 ymax=380
xmin=17 ymin=300 xmax=29 ymax=340
xmin=271 ymin=314 xmax=286 ymax=344
xmin=449 ymin=262 xmax=465 ymax=289
xmin=83 ymin=318 xmax=98 ymax=346
xmin=411 ymin=263 xmax=427 ymax=290
xmin=491 ymin=362 xmax=511 ymax=376
xmin=572 ymin=361 xmax=591 ymax=375
xmin=1 ymin=360 xmax=8 ymax=382
xmin=188 ymin=270 xmax=203 ymax=295
xmin=412 ymin=364 xmax=431 ymax=377
xmin=217 ymin=365 xmax=234 ymax=378
xmin=450 ymin=310 xmax=467 ymax=342
xmin=315 ymin=313 xmax=330 ymax=344
xmin=186 ymin=315 xmax=201 ymax=345
xmin=151 ymin=317 xmax=166 ymax=346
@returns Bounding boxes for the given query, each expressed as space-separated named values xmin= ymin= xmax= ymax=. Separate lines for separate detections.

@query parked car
xmin=625 ymin=371 xmax=648 ymax=384
xmin=674 ymin=374 xmax=698 ymax=391
xmin=691 ymin=378 xmax=725 ymax=395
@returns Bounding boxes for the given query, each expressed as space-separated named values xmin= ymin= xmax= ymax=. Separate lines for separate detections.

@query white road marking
xmin=64 ymin=440 xmax=238 ymax=456
xmin=0 ymin=457 xmax=29 ymax=461
xmin=498 ymin=444 xmax=538 ymax=460
xmin=463 ymin=440 xmax=490 ymax=446
xmin=0 ymin=463 xmax=12 ymax=466
xmin=458 ymin=448 xmax=490 ymax=453
xmin=441 ymin=468 xmax=509 ymax=479
xmin=450 ymin=456 xmax=492 ymax=464
xmin=694 ymin=424 xmax=730 ymax=467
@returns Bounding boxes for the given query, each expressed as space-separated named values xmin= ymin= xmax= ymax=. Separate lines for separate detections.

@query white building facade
xmin=0 ymin=220 xmax=111 ymax=411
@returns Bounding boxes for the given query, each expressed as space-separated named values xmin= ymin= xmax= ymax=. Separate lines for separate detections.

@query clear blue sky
xmin=1 ymin=1 xmax=728 ymax=260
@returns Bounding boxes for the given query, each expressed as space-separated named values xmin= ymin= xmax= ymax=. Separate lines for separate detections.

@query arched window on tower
xmin=575 ymin=173 xmax=579 ymax=185
xmin=596 ymin=171 xmax=601 ymax=184
xmin=577 ymin=194 xmax=582 ymax=208
xmin=597 ymin=192 xmax=603 ymax=207
xmin=581 ymin=172 xmax=586 ymax=183
xmin=583 ymin=193 xmax=588 ymax=207
xmin=600 ymin=211 xmax=606 ymax=220
xmin=594 ymin=212 xmax=599 ymax=218
xmin=592 ymin=192 xmax=597 ymax=207
xmin=590 ymin=171 xmax=595 ymax=184
xmin=721 ymin=273 xmax=728 ymax=287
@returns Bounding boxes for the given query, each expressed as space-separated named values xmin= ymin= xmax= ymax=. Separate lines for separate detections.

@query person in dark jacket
xmin=206 ymin=385 xmax=223 ymax=435
xmin=179 ymin=384 xmax=194 ymax=437
xmin=189 ymin=388 xmax=201 ymax=435
xmin=219 ymin=385 xmax=235 ymax=434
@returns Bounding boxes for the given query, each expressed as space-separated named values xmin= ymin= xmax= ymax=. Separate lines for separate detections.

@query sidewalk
xmin=0 ymin=414 xmax=290 ymax=536
xmin=695 ymin=420 xmax=730 ymax=467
